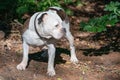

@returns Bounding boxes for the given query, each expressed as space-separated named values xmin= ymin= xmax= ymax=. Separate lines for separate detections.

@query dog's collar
xmin=34 ymin=13 xmax=48 ymax=41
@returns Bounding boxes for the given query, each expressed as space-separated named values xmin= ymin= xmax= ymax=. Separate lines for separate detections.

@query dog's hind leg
xmin=41 ymin=46 xmax=48 ymax=57
xmin=17 ymin=40 xmax=29 ymax=70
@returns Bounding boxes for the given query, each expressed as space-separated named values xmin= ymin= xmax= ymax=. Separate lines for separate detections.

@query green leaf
xmin=104 ymin=1 xmax=120 ymax=12
xmin=80 ymin=13 xmax=119 ymax=32
xmin=65 ymin=9 xmax=73 ymax=15
xmin=16 ymin=5 xmax=29 ymax=15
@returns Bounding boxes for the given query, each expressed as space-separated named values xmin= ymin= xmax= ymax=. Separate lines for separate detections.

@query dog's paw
xmin=70 ymin=57 xmax=79 ymax=64
xmin=17 ymin=63 xmax=27 ymax=70
xmin=47 ymin=69 xmax=56 ymax=76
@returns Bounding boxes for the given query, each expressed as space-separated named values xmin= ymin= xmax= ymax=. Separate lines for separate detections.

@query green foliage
xmin=104 ymin=1 xmax=120 ymax=16
xmin=0 ymin=0 xmax=76 ymax=22
xmin=80 ymin=1 xmax=120 ymax=32
xmin=104 ymin=1 xmax=120 ymax=12
xmin=64 ymin=0 xmax=72 ymax=4
xmin=16 ymin=0 xmax=61 ymax=17
xmin=80 ymin=14 xmax=118 ymax=32
xmin=15 ymin=0 xmax=76 ymax=22
xmin=0 ymin=0 xmax=18 ymax=21
xmin=16 ymin=0 xmax=76 ymax=17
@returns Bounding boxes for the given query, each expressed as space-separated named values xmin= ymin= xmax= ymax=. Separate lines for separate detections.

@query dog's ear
xmin=38 ymin=13 xmax=47 ymax=24
xmin=57 ymin=9 xmax=66 ymax=21
xmin=57 ymin=9 xmax=69 ymax=23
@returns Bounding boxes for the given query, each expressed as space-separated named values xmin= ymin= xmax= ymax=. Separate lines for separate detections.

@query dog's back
xmin=20 ymin=18 xmax=30 ymax=35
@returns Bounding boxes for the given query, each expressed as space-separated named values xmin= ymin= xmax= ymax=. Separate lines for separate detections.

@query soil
xmin=0 ymin=0 xmax=120 ymax=80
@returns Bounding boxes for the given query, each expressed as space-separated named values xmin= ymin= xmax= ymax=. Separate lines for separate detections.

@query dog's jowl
xmin=17 ymin=7 xmax=78 ymax=76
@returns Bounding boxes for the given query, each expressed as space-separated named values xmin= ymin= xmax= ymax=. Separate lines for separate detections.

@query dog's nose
xmin=62 ymin=28 xmax=66 ymax=33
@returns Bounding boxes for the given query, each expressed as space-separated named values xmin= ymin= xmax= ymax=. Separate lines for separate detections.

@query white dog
xmin=17 ymin=7 xmax=78 ymax=76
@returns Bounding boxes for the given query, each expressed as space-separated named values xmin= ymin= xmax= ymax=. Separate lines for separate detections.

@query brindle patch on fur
xmin=20 ymin=18 xmax=30 ymax=35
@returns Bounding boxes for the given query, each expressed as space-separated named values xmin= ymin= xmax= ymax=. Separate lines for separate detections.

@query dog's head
xmin=37 ymin=12 xmax=66 ymax=39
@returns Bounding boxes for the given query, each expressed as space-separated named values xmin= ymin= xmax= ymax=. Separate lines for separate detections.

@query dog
xmin=17 ymin=7 xmax=78 ymax=76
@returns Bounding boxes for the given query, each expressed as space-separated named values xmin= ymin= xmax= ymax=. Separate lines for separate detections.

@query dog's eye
xmin=55 ymin=24 xmax=59 ymax=27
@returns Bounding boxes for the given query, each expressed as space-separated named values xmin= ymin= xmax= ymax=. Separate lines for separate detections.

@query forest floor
xmin=0 ymin=0 xmax=120 ymax=80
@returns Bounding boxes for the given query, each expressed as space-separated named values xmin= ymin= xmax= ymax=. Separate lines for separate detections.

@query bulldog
xmin=17 ymin=7 xmax=78 ymax=76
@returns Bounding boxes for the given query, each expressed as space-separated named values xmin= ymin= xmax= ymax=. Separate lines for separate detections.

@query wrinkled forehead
xmin=47 ymin=12 xmax=62 ymax=23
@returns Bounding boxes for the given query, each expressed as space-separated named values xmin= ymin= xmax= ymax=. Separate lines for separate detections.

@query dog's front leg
xmin=17 ymin=40 xmax=29 ymax=70
xmin=47 ymin=44 xmax=56 ymax=76
xmin=66 ymin=31 xmax=79 ymax=64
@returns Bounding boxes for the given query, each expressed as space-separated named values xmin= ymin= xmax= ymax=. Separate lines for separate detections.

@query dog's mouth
xmin=50 ymin=28 xmax=66 ymax=40
xmin=52 ymin=32 xmax=64 ymax=40
xmin=53 ymin=34 xmax=64 ymax=40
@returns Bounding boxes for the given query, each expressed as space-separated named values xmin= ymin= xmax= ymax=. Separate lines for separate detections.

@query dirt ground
xmin=0 ymin=0 xmax=120 ymax=80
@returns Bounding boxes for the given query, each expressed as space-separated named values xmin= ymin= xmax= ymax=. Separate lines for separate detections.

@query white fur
xmin=17 ymin=7 xmax=78 ymax=76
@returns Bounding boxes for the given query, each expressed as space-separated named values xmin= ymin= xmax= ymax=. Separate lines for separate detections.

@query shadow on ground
xmin=28 ymin=47 xmax=70 ymax=67
xmin=81 ymin=26 xmax=120 ymax=56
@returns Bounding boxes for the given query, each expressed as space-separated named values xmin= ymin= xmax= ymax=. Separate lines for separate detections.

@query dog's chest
xmin=23 ymin=30 xmax=45 ymax=46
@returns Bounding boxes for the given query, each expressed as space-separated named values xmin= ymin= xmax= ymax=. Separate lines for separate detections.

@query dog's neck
xmin=38 ymin=23 xmax=52 ymax=39
xmin=34 ymin=13 xmax=52 ymax=40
